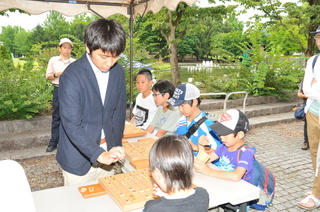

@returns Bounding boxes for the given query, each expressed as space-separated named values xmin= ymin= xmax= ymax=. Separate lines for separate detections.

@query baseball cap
xmin=167 ymin=83 xmax=200 ymax=106
xmin=59 ymin=38 xmax=73 ymax=47
xmin=311 ymin=26 xmax=320 ymax=34
xmin=209 ymin=109 xmax=249 ymax=135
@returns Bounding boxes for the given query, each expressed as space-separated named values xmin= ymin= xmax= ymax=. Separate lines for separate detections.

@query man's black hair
xmin=84 ymin=19 xmax=126 ymax=56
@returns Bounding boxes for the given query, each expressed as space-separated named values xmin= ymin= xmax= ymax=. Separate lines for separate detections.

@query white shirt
xmin=86 ymin=53 xmax=109 ymax=139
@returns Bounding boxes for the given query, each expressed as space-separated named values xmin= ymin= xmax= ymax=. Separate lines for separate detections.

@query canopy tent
xmin=0 ymin=0 xmax=198 ymax=117
xmin=0 ymin=0 xmax=197 ymax=18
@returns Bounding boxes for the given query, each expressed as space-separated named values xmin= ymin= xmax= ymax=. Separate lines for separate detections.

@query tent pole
xmin=128 ymin=4 xmax=134 ymax=120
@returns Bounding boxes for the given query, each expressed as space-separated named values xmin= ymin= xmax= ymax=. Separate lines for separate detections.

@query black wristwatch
xmin=53 ymin=73 xmax=58 ymax=78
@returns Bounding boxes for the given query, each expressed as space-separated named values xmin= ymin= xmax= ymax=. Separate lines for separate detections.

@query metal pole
xmin=128 ymin=4 xmax=134 ymax=119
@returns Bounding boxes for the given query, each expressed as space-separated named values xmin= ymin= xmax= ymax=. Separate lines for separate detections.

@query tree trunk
xmin=169 ymin=42 xmax=181 ymax=86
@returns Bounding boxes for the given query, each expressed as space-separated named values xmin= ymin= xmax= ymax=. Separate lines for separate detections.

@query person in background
xmin=130 ymin=69 xmax=157 ymax=130
xmin=143 ymin=135 xmax=209 ymax=212
xmin=56 ymin=19 xmax=126 ymax=186
xmin=297 ymin=79 xmax=309 ymax=150
xmin=298 ymin=26 xmax=320 ymax=210
xmin=167 ymin=83 xmax=221 ymax=157
xmin=45 ymin=38 xmax=76 ymax=152
xmin=242 ymin=42 xmax=252 ymax=67
xmin=146 ymin=80 xmax=181 ymax=137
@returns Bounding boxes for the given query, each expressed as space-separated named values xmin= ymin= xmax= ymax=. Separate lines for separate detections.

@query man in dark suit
xmin=56 ymin=19 xmax=127 ymax=186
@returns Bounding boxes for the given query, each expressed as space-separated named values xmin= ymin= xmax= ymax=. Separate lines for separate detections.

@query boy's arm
xmin=155 ymin=129 xmax=167 ymax=137
xmin=146 ymin=125 xmax=155 ymax=134
xmin=130 ymin=116 xmax=135 ymax=124
xmin=194 ymin=159 xmax=246 ymax=182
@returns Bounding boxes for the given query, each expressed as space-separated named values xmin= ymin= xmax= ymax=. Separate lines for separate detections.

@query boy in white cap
xmin=194 ymin=109 xmax=253 ymax=211
xmin=167 ymin=83 xmax=221 ymax=156
xmin=45 ymin=38 xmax=75 ymax=152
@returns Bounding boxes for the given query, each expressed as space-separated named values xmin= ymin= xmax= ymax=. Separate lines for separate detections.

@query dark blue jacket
xmin=56 ymin=53 xmax=126 ymax=176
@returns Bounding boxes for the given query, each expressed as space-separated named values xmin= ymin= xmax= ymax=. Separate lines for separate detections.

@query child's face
xmin=152 ymin=91 xmax=169 ymax=106
xmin=151 ymin=169 xmax=167 ymax=192
xmin=136 ymin=74 xmax=152 ymax=94
xmin=220 ymin=132 xmax=243 ymax=147
xmin=178 ymin=101 xmax=196 ymax=118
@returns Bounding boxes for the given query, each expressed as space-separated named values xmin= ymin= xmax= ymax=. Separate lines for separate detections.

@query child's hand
xmin=153 ymin=183 xmax=168 ymax=197
xmin=194 ymin=158 xmax=211 ymax=175
xmin=198 ymin=135 xmax=210 ymax=146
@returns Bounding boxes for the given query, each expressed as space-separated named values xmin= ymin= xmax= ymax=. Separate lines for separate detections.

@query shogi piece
xmin=123 ymin=123 xmax=147 ymax=138
xmin=123 ymin=138 xmax=157 ymax=161
xmin=197 ymin=150 xmax=210 ymax=163
xmin=99 ymin=169 xmax=158 ymax=212
xmin=78 ymin=183 xmax=107 ymax=199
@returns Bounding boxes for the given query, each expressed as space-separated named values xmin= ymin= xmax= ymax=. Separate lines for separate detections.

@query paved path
xmin=20 ymin=121 xmax=312 ymax=211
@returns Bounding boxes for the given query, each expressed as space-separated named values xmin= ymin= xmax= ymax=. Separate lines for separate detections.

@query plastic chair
xmin=0 ymin=160 xmax=36 ymax=212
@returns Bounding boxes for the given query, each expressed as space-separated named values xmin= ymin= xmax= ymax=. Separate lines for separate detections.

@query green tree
xmin=267 ymin=24 xmax=306 ymax=55
xmin=14 ymin=29 xmax=32 ymax=57
xmin=141 ymin=3 xmax=234 ymax=86
xmin=0 ymin=25 xmax=23 ymax=57
xmin=178 ymin=35 xmax=199 ymax=61
xmin=43 ymin=11 xmax=71 ymax=42
xmin=235 ymin=0 xmax=320 ymax=57
xmin=29 ymin=24 xmax=47 ymax=45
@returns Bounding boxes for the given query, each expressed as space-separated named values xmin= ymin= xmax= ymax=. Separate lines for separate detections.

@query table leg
xmin=239 ymin=202 xmax=247 ymax=212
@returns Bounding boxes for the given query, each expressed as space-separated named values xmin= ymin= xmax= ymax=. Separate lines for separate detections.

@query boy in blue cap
xmin=167 ymin=83 xmax=221 ymax=156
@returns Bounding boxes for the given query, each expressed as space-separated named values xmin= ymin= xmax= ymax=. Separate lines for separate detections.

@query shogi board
xmin=123 ymin=124 xmax=147 ymax=138
xmin=130 ymin=159 xmax=150 ymax=170
xmin=122 ymin=138 xmax=129 ymax=144
xmin=123 ymin=138 xmax=157 ymax=161
xmin=99 ymin=169 xmax=158 ymax=212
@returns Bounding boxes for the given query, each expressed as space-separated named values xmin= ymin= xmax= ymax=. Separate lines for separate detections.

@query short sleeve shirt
xmin=132 ymin=92 xmax=157 ymax=130
xmin=174 ymin=111 xmax=222 ymax=151
xmin=46 ymin=56 xmax=75 ymax=85
xmin=214 ymin=144 xmax=254 ymax=183
xmin=149 ymin=106 xmax=181 ymax=135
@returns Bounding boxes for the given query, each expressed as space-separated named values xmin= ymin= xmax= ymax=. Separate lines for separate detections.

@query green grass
xmin=13 ymin=59 xmax=39 ymax=67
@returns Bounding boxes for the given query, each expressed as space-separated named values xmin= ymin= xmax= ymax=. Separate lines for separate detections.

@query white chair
xmin=0 ymin=160 xmax=36 ymax=212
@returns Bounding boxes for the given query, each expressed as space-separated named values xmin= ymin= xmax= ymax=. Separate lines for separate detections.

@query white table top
xmin=32 ymin=132 xmax=259 ymax=212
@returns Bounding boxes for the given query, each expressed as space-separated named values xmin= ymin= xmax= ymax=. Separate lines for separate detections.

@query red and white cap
xmin=209 ymin=109 xmax=249 ymax=135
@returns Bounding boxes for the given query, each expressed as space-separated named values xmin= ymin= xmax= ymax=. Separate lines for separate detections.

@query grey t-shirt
xmin=149 ymin=105 xmax=181 ymax=135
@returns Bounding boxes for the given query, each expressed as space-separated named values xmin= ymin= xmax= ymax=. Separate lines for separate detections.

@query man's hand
xmin=97 ymin=146 xmax=125 ymax=165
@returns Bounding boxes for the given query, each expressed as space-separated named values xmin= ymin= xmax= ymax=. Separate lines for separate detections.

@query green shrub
xmin=194 ymin=42 xmax=305 ymax=100
xmin=0 ymin=55 xmax=52 ymax=120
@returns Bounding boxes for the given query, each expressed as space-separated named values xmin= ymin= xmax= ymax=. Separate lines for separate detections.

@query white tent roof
xmin=0 ymin=0 xmax=197 ymax=18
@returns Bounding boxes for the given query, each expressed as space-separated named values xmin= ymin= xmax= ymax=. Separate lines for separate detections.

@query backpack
xmin=237 ymin=145 xmax=276 ymax=211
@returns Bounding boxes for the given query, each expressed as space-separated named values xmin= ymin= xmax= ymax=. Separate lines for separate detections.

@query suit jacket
xmin=56 ymin=53 xmax=127 ymax=176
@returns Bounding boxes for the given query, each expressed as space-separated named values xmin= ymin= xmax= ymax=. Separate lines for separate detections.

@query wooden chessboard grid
xmin=123 ymin=138 xmax=157 ymax=162
xmin=99 ymin=169 xmax=158 ymax=212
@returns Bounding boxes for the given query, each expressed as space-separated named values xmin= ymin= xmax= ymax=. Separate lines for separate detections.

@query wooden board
xmin=123 ymin=124 xmax=147 ymax=138
xmin=123 ymin=138 xmax=157 ymax=161
xmin=130 ymin=159 xmax=150 ymax=170
xmin=99 ymin=169 xmax=158 ymax=212
xmin=78 ymin=183 xmax=107 ymax=199
xmin=122 ymin=138 xmax=129 ymax=144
